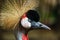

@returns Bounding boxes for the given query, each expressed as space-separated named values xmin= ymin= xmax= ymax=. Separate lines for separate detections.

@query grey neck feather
xmin=17 ymin=31 xmax=23 ymax=40
xmin=14 ymin=28 xmax=27 ymax=40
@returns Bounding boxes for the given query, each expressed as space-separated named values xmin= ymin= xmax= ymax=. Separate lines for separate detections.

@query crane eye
xmin=26 ymin=10 xmax=40 ymax=22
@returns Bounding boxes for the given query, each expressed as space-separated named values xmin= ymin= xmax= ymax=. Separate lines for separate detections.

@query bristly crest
xmin=0 ymin=0 xmax=39 ymax=30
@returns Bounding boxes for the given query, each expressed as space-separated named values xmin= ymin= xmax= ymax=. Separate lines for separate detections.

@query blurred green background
xmin=0 ymin=0 xmax=60 ymax=40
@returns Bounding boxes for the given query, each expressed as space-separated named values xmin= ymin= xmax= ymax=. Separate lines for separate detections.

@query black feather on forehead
xmin=26 ymin=10 xmax=40 ymax=22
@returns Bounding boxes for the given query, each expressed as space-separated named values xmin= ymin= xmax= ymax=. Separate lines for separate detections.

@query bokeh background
xmin=0 ymin=0 xmax=60 ymax=40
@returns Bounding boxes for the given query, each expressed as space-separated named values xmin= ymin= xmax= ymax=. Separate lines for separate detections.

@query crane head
xmin=20 ymin=10 xmax=51 ymax=30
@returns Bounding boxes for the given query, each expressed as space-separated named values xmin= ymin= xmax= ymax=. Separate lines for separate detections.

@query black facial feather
xmin=26 ymin=10 xmax=40 ymax=22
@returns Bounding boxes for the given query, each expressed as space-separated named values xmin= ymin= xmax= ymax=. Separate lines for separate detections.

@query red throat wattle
xmin=22 ymin=33 xmax=29 ymax=40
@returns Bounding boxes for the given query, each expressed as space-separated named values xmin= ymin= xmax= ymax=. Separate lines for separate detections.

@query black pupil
xmin=26 ymin=10 xmax=40 ymax=22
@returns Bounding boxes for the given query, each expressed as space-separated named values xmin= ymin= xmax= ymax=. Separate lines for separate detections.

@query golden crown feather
xmin=0 ymin=0 xmax=39 ymax=30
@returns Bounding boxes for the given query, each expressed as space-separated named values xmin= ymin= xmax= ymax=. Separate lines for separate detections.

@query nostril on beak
xmin=31 ymin=21 xmax=51 ymax=30
xmin=37 ymin=22 xmax=51 ymax=30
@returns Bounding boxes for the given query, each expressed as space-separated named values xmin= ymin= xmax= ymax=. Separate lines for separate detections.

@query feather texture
xmin=0 ymin=0 xmax=39 ymax=30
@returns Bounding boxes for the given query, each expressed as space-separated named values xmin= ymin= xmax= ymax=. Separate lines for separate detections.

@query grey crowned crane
xmin=0 ymin=0 xmax=51 ymax=40
xmin=15 ymin=10 xmax=51 ymax=40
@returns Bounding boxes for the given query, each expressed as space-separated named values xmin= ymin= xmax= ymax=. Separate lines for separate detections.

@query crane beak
xmin=31 ymin=21 xmax=51 ymax=30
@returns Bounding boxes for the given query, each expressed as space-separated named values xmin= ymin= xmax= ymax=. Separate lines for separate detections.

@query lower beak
xmin=31 ymin=21 xmax=51 ymax=30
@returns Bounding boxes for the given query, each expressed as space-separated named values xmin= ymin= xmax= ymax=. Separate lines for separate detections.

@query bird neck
xmin=22 ymin=33 xmax=28 ymax=40
xmin=16 ymin=29 xmax=29 ymax=40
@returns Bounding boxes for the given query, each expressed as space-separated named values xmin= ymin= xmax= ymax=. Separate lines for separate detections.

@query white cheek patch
xmin=21 ymin=17 xmax=31 ymax=28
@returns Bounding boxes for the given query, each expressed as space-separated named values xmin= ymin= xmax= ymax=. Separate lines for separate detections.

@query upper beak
xmin=31 ymin=21 xmax=51 ymax=30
